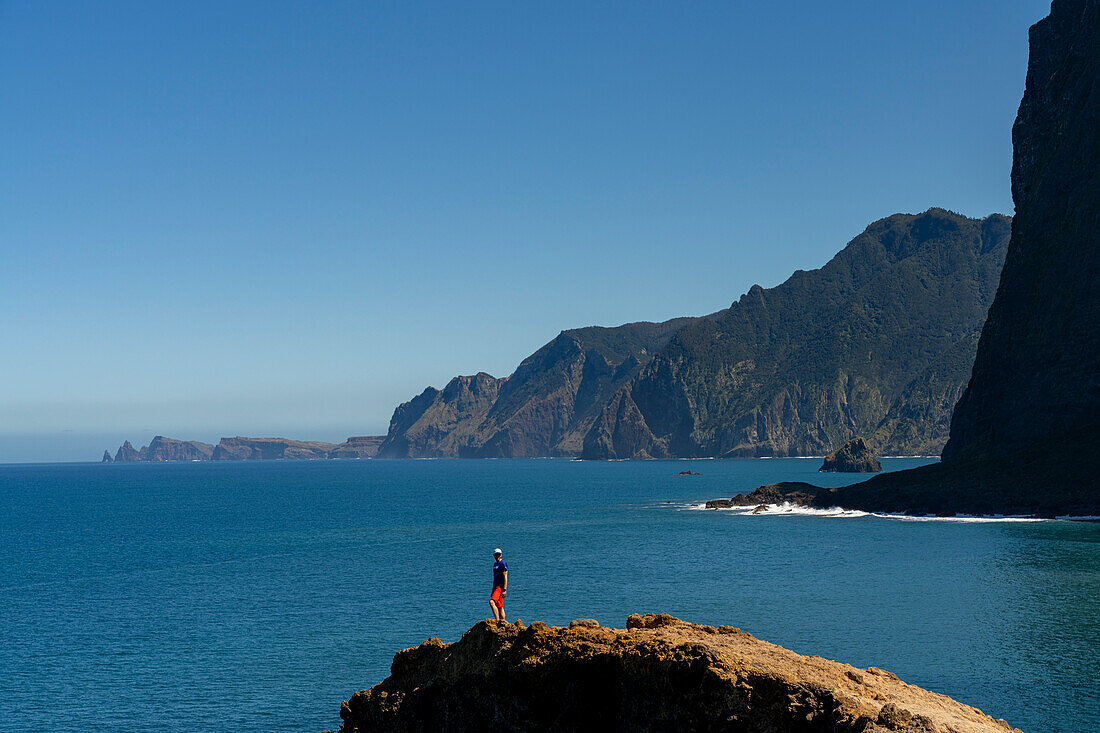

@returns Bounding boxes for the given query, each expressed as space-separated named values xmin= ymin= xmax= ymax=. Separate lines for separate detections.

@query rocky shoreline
xmin=337 ymin=614 xmax=1021 ymax=733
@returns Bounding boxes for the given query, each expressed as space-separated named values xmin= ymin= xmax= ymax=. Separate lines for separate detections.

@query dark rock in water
xmin=338 ymin=615 xmax=1020 ymax=732
xmin=677 ymin=470 xmax=701 ymax=475
xmin=101 ymin=450 xmax=113 ymax=463
xmin=751 ymin=504 xmax=769 ymax=514
xmin=831 ymin=0 xmax=1100 ymax=516
xmin=328 ymin=436 xmax=385 ymax=459
xmin=582 ymin=209 xmax=1011 ymax=460
xmin=820 ymin=437 xmax=883 ymax=473
xmin=113 ymin=440 xmax=142 ymax=463
xmin=707 ymin=482 xmax=821 ymax=510
xmin=211 ymin=437 xmax=337 ymax=461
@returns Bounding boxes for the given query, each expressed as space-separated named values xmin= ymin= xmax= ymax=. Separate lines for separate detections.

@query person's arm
xmin=502 ymin=569 xmax=508 ymax=596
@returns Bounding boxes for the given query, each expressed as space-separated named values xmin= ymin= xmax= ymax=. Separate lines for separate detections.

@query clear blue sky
xmin=0 ymin=0 xmax=1049 ymax=461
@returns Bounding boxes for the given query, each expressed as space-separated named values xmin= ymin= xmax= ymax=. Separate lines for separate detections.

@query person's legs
xmin=490 ymin=599 xmax=501 ymax=620
xmin=490 ymin=587 xmax=503 ymax=620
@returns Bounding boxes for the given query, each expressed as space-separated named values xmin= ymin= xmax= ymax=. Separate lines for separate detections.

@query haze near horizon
xmin=0 ymin=1 xmax=1049 ymax=461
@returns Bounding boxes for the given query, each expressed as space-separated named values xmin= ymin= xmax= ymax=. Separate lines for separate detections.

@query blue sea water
xmin=1 ymin=458 xmax=1097 ymax=732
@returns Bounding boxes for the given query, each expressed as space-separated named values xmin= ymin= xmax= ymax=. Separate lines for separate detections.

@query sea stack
xmin=820 ymin=438 xmax=883 ymax=473
xmin=338 ymin=615 xmax=1021 ymax=732
xmin=101 ymin=450 xmax=113 ymax=463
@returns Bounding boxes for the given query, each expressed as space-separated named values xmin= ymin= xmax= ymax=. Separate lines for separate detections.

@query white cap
xmin=493 ymin=548 xmax=502 ymax=555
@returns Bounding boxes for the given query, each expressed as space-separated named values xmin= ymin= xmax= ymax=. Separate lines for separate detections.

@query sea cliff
xmin=380 ymin=210 xmax=1010 ymax=460
xmin=825 ymin=0 xmax=1100 ymax=516
xmin=338 ymin=615 xmax=1020 ymax=733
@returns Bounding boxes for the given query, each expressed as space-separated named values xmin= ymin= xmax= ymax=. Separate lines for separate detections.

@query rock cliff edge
xmin=338 ymin=614 xmax=1019 ymax=733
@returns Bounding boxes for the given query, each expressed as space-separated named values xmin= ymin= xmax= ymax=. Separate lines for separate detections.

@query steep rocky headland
xmin=820 ymin=438 xmax=883 ymax=473
xmin=376 ymin=319 xmax=694 ymax=458
xmin=107 ymin=435 xmax=384 ymax=462
xmin=380 ymin=210 xmax=1010 ymax=460
xmin=338 ymin=614 xmax=1020 ymax=733
xmin=112 ymin=436 xmax=214 ymax=463
xmin=823 ymin=0 xmax=1100 ymax=516
xmin=583 ymin=210 xmax=1010 ymax=460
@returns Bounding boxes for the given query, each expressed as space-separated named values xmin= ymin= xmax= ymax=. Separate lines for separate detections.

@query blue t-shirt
xmin=493 ymin=559 xmax=508 ymax=588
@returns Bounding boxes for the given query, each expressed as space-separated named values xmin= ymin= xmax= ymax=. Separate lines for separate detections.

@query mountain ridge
xmin=378 ymin=208 xmax=1010 ymax=460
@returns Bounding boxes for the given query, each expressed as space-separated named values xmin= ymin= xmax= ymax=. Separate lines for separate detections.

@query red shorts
xmin=491 ymin=586 xmax=505 ymax=608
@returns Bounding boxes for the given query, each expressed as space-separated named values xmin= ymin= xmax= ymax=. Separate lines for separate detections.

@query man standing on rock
xmin=490 ymin=548 xmax=508 ymax=621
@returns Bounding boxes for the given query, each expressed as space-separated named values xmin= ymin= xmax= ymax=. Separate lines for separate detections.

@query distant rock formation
xmin=105 ymin=435 xmax=386 ymax=462
xmin=143 ymin=436 xmax=215 ymax=462
xmin=829 ymin=0 xmax=1100 ymax=516
xmin=114 ymin=440 xmax=142 ymax=462
xmin=376 ymin=320 xmax=693 ymax=458
xmin=820 ymin=438 xmax=883 ymax=473
xmin=338 ymin=614 xmax=1020 ymax=732
xmin=101 ymin=450 xmax=113 ymax=463
xmin=211 ymin=437 xmax=337 ymax=461
xmin=329 ymin=436 xmax=384 ymax=459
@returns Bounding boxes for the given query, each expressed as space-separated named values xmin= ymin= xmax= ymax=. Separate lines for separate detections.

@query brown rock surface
xmin=339 ymin=615 xmax=1019 ymax=733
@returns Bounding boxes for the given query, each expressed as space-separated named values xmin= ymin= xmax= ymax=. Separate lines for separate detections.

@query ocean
xmin=1 ymin=458 xmax=1097 ymax=732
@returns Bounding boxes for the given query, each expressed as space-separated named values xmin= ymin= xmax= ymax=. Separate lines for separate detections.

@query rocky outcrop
xmin=820 ymin=438 xmax=883 ymax=473
xmin=830 ymin=0 xmax=1100 ymax=516
xmin=142 ymin=436 xmax=215 ymax=462
xmin=705 ymin=482 xmax=820 ymax=509
xmin=111 ymin=436 xmax=214 ymax=462
xmin=376 ymin=320 xmax=693 ymax=458
xmin=338 ymin=614 xmax=1020 ymax=733
xmin=211 ymin=437 xmax=337 ymax=460
xmin=101 ymin=450 xmax=113 ymax=463
xmin=582 ymin=210 xmax=1011 ymax=460
xmin=113 ymin=440 xmax=142 ymax=462
xmin=329 ymin=436 xmax=385 ymax=459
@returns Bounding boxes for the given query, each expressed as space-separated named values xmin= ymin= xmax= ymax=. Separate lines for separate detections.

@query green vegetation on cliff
xmin=582 ymin=210 xmax=1011 ymax=459
xmin=379 ymin=209 xmax=1009 ymax=460
xmin=376 ymin=319 xmax=693 ymax=458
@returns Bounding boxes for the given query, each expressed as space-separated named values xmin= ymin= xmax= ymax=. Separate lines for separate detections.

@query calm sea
xmin=1 ymin=458 xmax=1097 ymax=732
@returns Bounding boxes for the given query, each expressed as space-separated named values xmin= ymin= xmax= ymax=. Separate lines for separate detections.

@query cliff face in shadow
xmin=943 ymin=0 xmax=1099 ymax=464
xmin=375 ymin=320 xmax=693 ymax=458
xmin=831 ymin=0 xmax=1100 ymax=516
xmin=582 ymin=211 xmax=1011 ymax=459
xmin=338 ymin=614 xmax=1020 ymax=733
